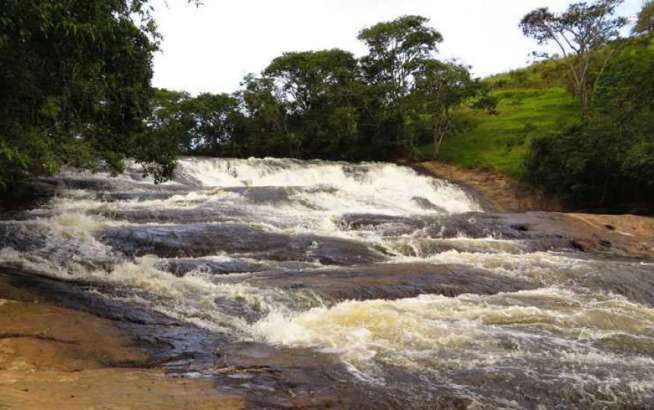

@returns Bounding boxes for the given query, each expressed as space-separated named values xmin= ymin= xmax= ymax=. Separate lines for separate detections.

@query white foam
xmin=251 ymin=287 xmax=654 ymax=393
xmin=172 ymin=157 xmax=481 ymax=215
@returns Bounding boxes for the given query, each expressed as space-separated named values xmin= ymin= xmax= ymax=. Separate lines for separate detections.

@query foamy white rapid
xmin=177 ymin=157 xmax=480 ymax=215
xmin=1 ymin=157 xmax=653 ymax=407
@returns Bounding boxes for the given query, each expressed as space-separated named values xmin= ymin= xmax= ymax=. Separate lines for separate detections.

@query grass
xmin=418 ymin=86 xmax=580 ymax=177
xmin=418 ymin=38 xmax=653 ymax=179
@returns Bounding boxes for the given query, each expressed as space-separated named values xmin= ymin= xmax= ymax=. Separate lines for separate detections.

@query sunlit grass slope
xmin=418 ymin=64 xmax=581 ymax=177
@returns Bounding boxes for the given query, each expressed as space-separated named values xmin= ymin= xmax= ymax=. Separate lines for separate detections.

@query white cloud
xmin=152 ymin=0 xmax=642 ymax=94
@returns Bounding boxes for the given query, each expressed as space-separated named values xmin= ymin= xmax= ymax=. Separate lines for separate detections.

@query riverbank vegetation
xmin=1 ymin=0 xmax=652 ymax=211
xmin=428 ymin=0 xmax=654 ymax=211
xmin=527 ymin=34 xmax=654 ymax=210
xmin=0 ymin=0 xmax=202 ymax=188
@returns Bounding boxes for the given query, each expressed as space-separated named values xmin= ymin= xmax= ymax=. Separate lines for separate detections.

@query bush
xmin=525 ymin=36 xmax=654 ymax=210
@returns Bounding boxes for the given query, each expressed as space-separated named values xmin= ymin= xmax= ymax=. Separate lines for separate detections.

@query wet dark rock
xmin=0 ymin=269 xmax=229 ymax=369
xmin=387 ymin=237 xmax=526 ymax=257
xmin=0 ymin=179 xmax=57 ymax=213
xmin=489 ymin=212 xmax=654 ymax=257
xmin=0 ymin=222 xmax=47 ymax=252
xmin=338 ymin=212 xmax=536 ymax=241
xmin=337 ymin=213 xmax=430 ymax=236
xmin=44 ymin=175 xmax=189 ymax=193
xmin=96 ymin=191 xmax=192 ymax=202
xmin=99 ymin=187 xmax=299 ymax=206
xmin=156 ymin=257 xmax=267 ymax=276
xmin=47 ymin=176 xmax=133 ymax=192
xmin=411 ymin=196 xmax=447 ymax=213
xmin=223 ymin=186 xmax=296 ymax=204
xmin=420 ymin=213 xmax=534 ymax=240
xmin=156 ymin=258 xmax=319 ymax=277
xmin=16 ymin=179 xmax=58 ymax=199
xmin=95 ymin=207 xmax=246 ymax=224
xmin=221 ymin=185 xmax=340 ymax=208
xmin=212 ymin=342 xmax=441 ymax=409
xmin=0 ymin=221 xmax=118 ymax=273
xmin=511 ymin=224 xmax=530 ymax=232
xmin=100 ymin=223 xmax=387 ymax=265
xmin=339 ymin=211 xmax=652 ymax=256
xmin=246 ymin=263 xmax=537 ymax=301
xmin=565 ymin=255 xmax=654 ymax=306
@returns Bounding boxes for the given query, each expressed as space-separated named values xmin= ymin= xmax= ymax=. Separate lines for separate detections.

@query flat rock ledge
xmin=0 ymin=273 xmax=245 ymax=410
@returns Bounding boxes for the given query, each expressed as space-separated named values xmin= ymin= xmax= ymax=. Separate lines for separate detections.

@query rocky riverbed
xmin=1 ymin=158 xmax=653 ymax=409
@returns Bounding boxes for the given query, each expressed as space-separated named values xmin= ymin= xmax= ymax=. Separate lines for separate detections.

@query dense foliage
xmin=0 ymin=0 xmax=201 ymax=190
xmin=635 ymin=1 xmax=654 ymax=35
xmin=526 ymin=35 xmax=654 ymax=209
xmin=150 ymin=16 xmax=494 ymax=162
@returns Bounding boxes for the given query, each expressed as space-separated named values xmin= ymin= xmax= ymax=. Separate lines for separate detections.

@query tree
xmin=146 ymin=90 xmax=243 ymax=156
xmin=520 ymin=0 xmax=627 ymax=116
xmin=526 ymin=36 xmax=654 ymax=209
xmin=178 ymin=93 xmax=242 ymax=155
xmin=593 ymin=35 xmax=654 ymax=191
xmin=411 ymin=60 xmax=495 ymax=158
xmin=358 ymin=16 xmax=443 ymax=102
xmin=263 ymin=49 xmax=363 ymax=158
xmin=634 ymin=1 xmax=654 ymax=35
xmin=147 ymin=89 xmax=192 ymax=142
xmin=357 ymin=16 xmax=444 ymax=157
xmin=0 ymin=0 xmax=198 ymax=189
xmin=236 ymin=74 xmax=296 ymax=157
xmin=264 ymin=50 xmax=358 ymax=114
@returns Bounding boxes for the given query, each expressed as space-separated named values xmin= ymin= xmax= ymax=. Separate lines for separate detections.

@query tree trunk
xmin=432 ymin=116 xmax=449 ymax=159
xmin=433 ymin=130 xmax=442 ymax=159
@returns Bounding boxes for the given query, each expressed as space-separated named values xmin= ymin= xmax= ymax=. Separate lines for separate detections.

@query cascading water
xmin=1 ymin=157 xmax=653 ymax=408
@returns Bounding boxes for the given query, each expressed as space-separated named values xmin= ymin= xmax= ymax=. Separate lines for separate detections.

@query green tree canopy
xmin=264 ymin=49 xmax=359 ymax=114
xmin=526 ymin=36 xmax=654 ymax=208
xmin=262 ymin=49 xmax=364 ymax=158
xmin=358 ymin=15 xmax=443 ymax=101
xmin=634 ymin=1 xmax=654 ymax=35
xmin=0 ymin=0 xmax=197 ymax=188
xmin=411 ymin=60 xmax=495 ymax=158
xmin=146 ymin=16 xmax=489 ymax=163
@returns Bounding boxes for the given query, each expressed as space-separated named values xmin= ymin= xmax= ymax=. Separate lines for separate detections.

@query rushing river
xmin=1 ymin=157 xmax=654 ymax=408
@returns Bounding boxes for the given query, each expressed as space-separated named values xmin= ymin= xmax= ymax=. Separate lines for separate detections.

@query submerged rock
xmin=95 ymin=207 xmax=246 ymax=224
xmin=339 ymin=211 xmax=654 ymax=257
xmin=0 ymin=222 xmax=47 ymax=252
xmin=100 ymin=223 xmax=388 ymax=265
xmin=155 ymin=257 xmax=267 ymax=276
xmin=245 ymin=263 xmax=537 ymax=301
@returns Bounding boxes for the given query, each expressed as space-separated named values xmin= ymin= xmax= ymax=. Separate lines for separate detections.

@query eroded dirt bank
xmin=0 ymin=273 xmax=245 ymax=410
xmin=415 ymin=161 xmax=564 ymax=212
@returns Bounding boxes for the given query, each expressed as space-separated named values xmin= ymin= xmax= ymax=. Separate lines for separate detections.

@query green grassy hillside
xmin=418 ymin=64 xmax=581 ymax=177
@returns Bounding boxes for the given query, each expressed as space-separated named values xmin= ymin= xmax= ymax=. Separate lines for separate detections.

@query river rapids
xmin=1 ymin=158 xmax=654 ymax=408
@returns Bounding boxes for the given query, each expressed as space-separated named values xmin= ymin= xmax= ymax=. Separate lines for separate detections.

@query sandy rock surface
xmin=0 ymin=277 xmax=245 ymax=410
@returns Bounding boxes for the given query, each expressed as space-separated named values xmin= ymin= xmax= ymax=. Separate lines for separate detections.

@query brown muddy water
xmin=1 ymin=158 xmax=654 ymax=409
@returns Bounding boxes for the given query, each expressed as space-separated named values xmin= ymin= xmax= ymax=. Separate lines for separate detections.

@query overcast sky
xmin=152 ymin=0 xmax=643 ymax=94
